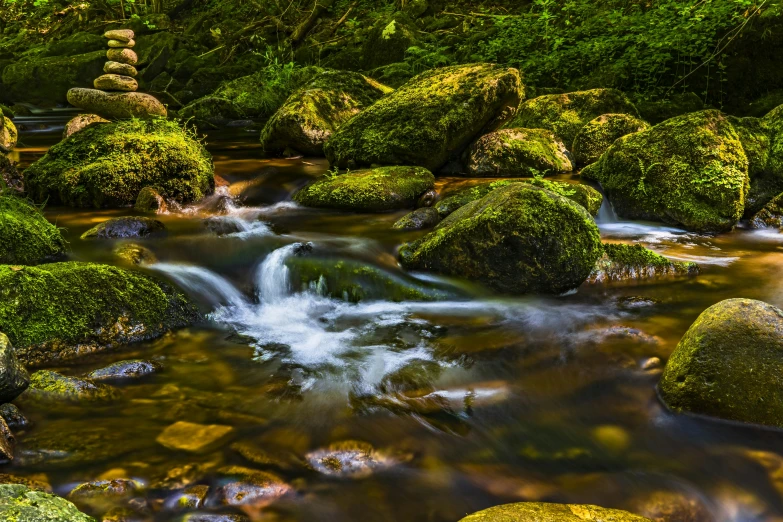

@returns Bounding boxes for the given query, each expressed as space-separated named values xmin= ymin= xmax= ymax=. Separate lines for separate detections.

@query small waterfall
xmin=255 ymin=244 xmax=300 ymax=303
xmin=151 ymin=263 xmax=249 ymax=309
xmin=594 ymin=184 xmax=618 ymax=224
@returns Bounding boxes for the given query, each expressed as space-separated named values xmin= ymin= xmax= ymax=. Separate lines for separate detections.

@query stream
xmin=7 ymin=116 xmax=783 ymax=521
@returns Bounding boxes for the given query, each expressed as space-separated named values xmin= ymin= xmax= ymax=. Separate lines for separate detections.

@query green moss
xmin=1 ymin=116 xmax=17 ymax=150
xmin=466 ymin=128 xmax=573 ymax=177
xmin=293 ymin=166 xmax=435 ymax=212
xmin=659 ymin=298 xmax=783 ymax=428
xmin=24 ymin=370 xmax=118 ymax=403
xmin=1 ymin=51 xmax=105 ymax=104
xmin=325 ymin=64 xmax=523 ymax=171
xmin=0 ymin=484 xmax=94 ymax=522
xmin=459 ymin=502 xmax=651 ymax=522
xmin=400 ymin=183 xmax=603 ymax=294
xmin=23 ymin=119 xmax=214 ymax=208
xmin=588 ymin=243 xmax=698 ymax=284
xmin=750 ymin=192 xmax=783 ymax=228
xmin=0 ymin=195 xmax=67 ymax=265
xmin=0 ymin=262 xmax=200 ymax=366
xmin=392 ymin=207 xmax=440 ymax=230
xmin=260 ymin=70 xmax=391 ymax=156
xmin=572 ymin=114 xmax=650 ymax=166
xmin=505 ymin=89 xmax=640 ymax=145
xmin=584 ymin=110 xmax=748 ymax=233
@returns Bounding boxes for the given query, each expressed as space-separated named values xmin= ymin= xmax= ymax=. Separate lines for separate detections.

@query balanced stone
xmin=63 ymin=114 xmax=110 ymax=139
xmin=107 ymin=48 xmax=138 ymax=65
xmin=108 ymin=38 xmax=135 ymax=48
xmin=104 ymin=29 xmax=134 ymax=42
xmin=68 ymin=88 xmax=167 ymax=119
xmin=104 ymin=61 xmax=137 ymax=77
xmin=94 ymin=74 xmax=138 ymax=92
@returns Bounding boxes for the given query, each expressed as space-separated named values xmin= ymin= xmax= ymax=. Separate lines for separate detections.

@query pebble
xmin=104 ymin=29 xmax=135 ymax=42
xmin=641 ymin=356 xmax=662 ymax=371
xmin=108 ymin=38 xmax=135 ymax=48
xmin=156 ymin=421 xmax=234 ymax=452
xmin=94 ymin=74 xmax=138 ymax=92
xmin=107 ymin=48 xmax=138 ymax=65
xmin=213 ymin=466 xmax=292 ymax=508
xmin=104 ymin=61 xmax=138 ymax=78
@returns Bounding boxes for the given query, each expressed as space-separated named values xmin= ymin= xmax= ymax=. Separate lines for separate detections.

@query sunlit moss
xmin=0 ymin=195 xmax=67 ymax=265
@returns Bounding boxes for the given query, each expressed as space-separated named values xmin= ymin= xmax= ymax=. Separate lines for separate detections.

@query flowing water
xmin=8 ymin=119 xmax=783 ymax=521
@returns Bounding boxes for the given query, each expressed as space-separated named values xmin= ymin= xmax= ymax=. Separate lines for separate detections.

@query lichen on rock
xmin=0 ymin=484 xmax=94 ymax=522
xmin=465 ymin=128 xmax=573 ymax=177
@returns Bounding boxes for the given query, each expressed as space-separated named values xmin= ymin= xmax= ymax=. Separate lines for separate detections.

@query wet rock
xmin=572 ymin=114 xmax=650 ymax=166
xmin=586 ymin=243 xmax=698 ymax=284
xmin=0 ymin=417 xmax=15 ymax=461
xmin=505 ymin=88 xmax=640 ymax=144
xmin=105 ymin=30 xmax=135 ymax=42
xmin=134 ymin=187 xmax=167 ymax=214
xmin=628 ymin=489 xmax=712 ymax=522
xmin=169 ymin=484 xmax=209 ymax=509
xmin=104 ymin=61 xmax=138 ymax=78
xmin=0 ymin=333 xmax=29 ymax=404
xmin=23 ymin=370 xmax=119 ymax=403
xmin=393 ymin=207 xmax=441 ymax=230
xmin=68 ymin=478 xmax=142 ymax=500
xmin=465 ymin=128 xmax=573 ymax=177
xmin=260 ymin=70 xmax=391 ymax=156
xmin=306 ymin=441 xmax=397 ymax=478
xmin=749 ymin=192 xmax=783 ymax=228
xmin=580 ymin=326 xmax=662 ymax=346
xmin=0 ymin=156 xmax=23 ymax=195
xmin=176 ymin=514 xmax=249 ymax=522
xmin=25 ymin=119 xmax=212 ymax=208
xmin=0 ymin=473 xmax=50 ymax=492
xmin=107 ymin=48 xmax=138 ymax=65
xmin=582 ymin=110 xmax=748 ymax=233
xmin=325 ymin=63 xmax=523 ymax=171
xmin=87 ymin=359 xmax=162 ymax=382
xmin=399 ymin=183 xmax=603 ymax=295
xmin=0 ymin=195 xmax=68 ymax=265
xmin=113 ymin=243 xmax=157 ymax=266
xmin=659 ymin=298 xmax=783 ymax=427
xmin=67 ymin=88 xmax=167 ymax=120
xmin=63 ymin=114 xmax=109 ymax=139
xmin=94 ymin=74 xmax=138 ymax=92
xmin=641 ymin=357 xmax=663 ymax=371
xmin=156 ymin=421 xmax=234 ymax=452
xmin=230 ymin=441 xmax=303 ymax=472
xmin=213 ymin=466 xmax=292 ymax=507
xmin=293 ymin=166 xmax=435 ymax=212
xmin=380 ymin=359 xmax=443 ymax=394
xmin=0 ymin=484 xmax=93 ymax=521
xmin=0 ymin=404 xmax=29 ymax=430
xmin=459 ymin=502 xmax=652 ymax=522
xmin=81 ymin=217 xmax=166 ymax=240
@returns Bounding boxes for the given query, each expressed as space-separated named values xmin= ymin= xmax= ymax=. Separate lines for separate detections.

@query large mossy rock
xmin=324 ymin=63 xmax=523 ymax=171
xmin=399 ymin=183 xmax=603 ymax=294
xmin=459 ymin=502 xmax=651 ymax=522
xmin=582 ymin=110 xmax=748 ymax=233
xmin=659 ymin=298 xmax=783 ymax=428
xmin=465 ymin=128 xmax=572 ymax=177
xmin=0 ymin=196 xmax=67 ymax=265
xmin=587 ymin=243 xmax=698 ymax=284
xmin=1 ymin=51 xmax=105 ymax=104
xmin=260 ymin=70 xmax=391 ymax=156
xmin=293 ymin=166 xmax=435 ymax=212
xmin=505 ymin=88 xmax=640 ymax=145
xmin=0 ymin=262 xmax=200 ymax=366
xmin=0 ymin=484 xmax=94 ymax=522
xmin=572 ymin=114 xmax=650 ymax=166
xmin=24 ymin=119 xmax=214 ymax=208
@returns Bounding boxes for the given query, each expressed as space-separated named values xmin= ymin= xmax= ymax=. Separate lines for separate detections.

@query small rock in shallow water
xmin=0 ymin=333 xmax=30 ymax=404
xmin=23 ymin=370 xmax=119 ymax=403
xmin=640 ymin=357 xmax=662 ymax=371
xmin=157 ymin=421 xmax=234 ymax=452
xmin=68 ymin=478 xmax=142 ymax=500
xmin=113 ymin=243 xmax=157 ymax=266
xmin=392 ymin=207 xmax=440 ymax=230
xmin=168 ymin=484 xmax=209 ymax=509
xmin=81 ymin=217 xmax=165 ymax=240
xmin=305 ymin=440 xmax=397 ymax=478
xmin=87 ymin=359 xmax=162 ymax=382
xmin=213 ymin=466 xmax=292 ymax=507
xmin=0 ymin=404 xmax=29 ymax=430
xmin=628 ymin=489 xmax=713 ymax=522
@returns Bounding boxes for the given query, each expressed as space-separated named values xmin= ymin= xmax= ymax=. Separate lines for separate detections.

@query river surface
xmin=7 ymin=116 xmax=783 ymax=521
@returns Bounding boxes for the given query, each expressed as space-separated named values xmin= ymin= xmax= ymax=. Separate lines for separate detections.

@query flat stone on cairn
xmin=107 ymin=48 xmax=138 ymax=65
xmin=108 ymin=39 xmax=135 ymax=48
xmin=95 ymin=74 xmax=138 ymax=92
xmin=104 ymin=29 xmax=134 ymax=42
xmin=104 ymin=61 xmax=138 ymax=78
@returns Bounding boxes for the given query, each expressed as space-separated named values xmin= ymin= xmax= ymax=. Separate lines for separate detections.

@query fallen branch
xmin=291 ymin=0 xmax=336 ymax=44
xmin=327 ymin=2 xmax=355 ymax=37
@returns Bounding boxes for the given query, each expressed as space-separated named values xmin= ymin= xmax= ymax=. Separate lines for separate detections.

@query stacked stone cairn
xmin=66 ymin=29 xmax=168 ymax=121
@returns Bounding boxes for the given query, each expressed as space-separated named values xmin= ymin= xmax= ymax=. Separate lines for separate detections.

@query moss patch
xmin=587 ymin=243 xmax=698 ymax=284
xmin=465 ymin=128 xmax=573 ymax=177
xmin=0 ymin=195 xmax=67 ymax=265
xmin=0 ymin=484 xmax=94 ymax=522
xmin=23 ymin=119 xmax=214 ymax=208
xmin=572 ymin=114 xmax=649 ymax=166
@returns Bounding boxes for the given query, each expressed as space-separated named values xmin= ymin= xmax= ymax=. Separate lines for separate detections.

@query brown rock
xmin=156 ymin=421 xmax=234 ymax=452
xmin=104 ymin=29 xmax=134 ymax=42
xmin=67 ymin=88 xmax=167 ymax=119
xmin=104 ymin=61 xmax=137 ymax=77
xmin=214 ymin=466 xmax=292 ymax=508
xmin=94 ymin=74 xmax=138 ymax=92
xmin=63 ymin=114 xmax=110 ymax=139
xmin=0 ymin=417 xmax=14 ymax=461
xmin=108 ymin=39 xmax=135 ymax=48
xmin=629 ymin=489 xmax=712 ymax=522
xmin=107 ymin=48 xmax=138 ymax=65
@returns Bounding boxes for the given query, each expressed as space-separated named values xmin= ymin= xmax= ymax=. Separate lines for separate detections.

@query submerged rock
xmin=505 ymin=88 xmax=640 ymax=144
xmin=0 ymin=484 xmax=94 ymax=521
xmin=63 ymin=114 xmax=109 ymax=139
xmin=213 ymin=466 xmax=292 ymax=508
xmin=582 ymin=110 xmax=748 ymax=233
xmin=23 ymin=370 xmax=119 ymax=403
xmin=325 ymin=63 xmax=523 ymax=171
xmin=80 ymin=217 xmax=165 ymax=240
xmin=587 ymin=244 xmax=698 ymax=284
xmin=400 ymin=183 xmax=603 ymax=294
xmin=465 ymin=128 xmax=573 ymax=177
xmin=24 ymin=119 xmax=213 ymax=208
xmin=393 ymin=207 xmax=441 ymax=230
xmin=572 ymin=114 xmax=650 ymax=166
xmin=87 ymin=359 xmax=162 ymax=382
xmin=659 ymin=298 xmax=783 ymax=427
xmin=0 ymin=333 xmax=29 ymax=404
xmin=459 ymin=502 xmax=652 ymax=522
xmin=0 ymin=195 xmax=67 ymax=265
xmin=628 ymin=489 xmax=713 ymax=522
xmin=156 ymin=421 xmax=234 ymax=452
xmin=260 ymin=70 xmax=391 ymax=156
xmin=68 ymin=478 xmax=141 ymax=500
xmin=0 ymin=404 xmax=29 ymax=431
xmin=305 ymin=440 xmax=396 ymax=478
xmin=67 ymin=88 xmax=167 ymax=120
xmin=293 ymin=166 xmax=435 ymax=212
xmin=0 ymin=262 xmax=200 ymax=366
xmin=113 ymin=243 xmax=157 ymax=266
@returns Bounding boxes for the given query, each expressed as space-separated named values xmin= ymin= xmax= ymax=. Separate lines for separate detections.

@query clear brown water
xmin=7 ymin=117 xmax=783 ymax=521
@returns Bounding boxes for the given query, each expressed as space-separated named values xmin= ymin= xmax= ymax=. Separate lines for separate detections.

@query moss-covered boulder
xmin=0 ymin=196 xmax=67 ymax=265
xmin=586 ymin=243 xmax=698 ymax=284
xmin=293 ymin=166 xmax=435 ymax=212
xmin=465 ymin=128 xmax=572 ymax=177
xmin=260 ymin=70 xmax=391 ymax=156
xmin=459 ymin=502 xmax=651 ymax=522
xmin=0 ymin=484 xmax=94 ymax=522
xmin=134 ymin=186 xmax=167 ymax=214
xmin=572 ymin=114 xmax=650 ymax=166
xmin=80 ymin=217 xmax=165 ymax=240
xmin=1 ymin=115 xmax=16 ymax=151
xmin=434 ymin=179 xmax=602 ymax=218
xmin=399 ymin=183 xmax=603 ymax=294
xmin=325 ymin=64 xmax=523 ymax=171
xmin=0 ymin=333 xmax=30 ymax=404
xmin=659 ymin=299 xmax=783 ymax=428
xmin=582 ymin=110 xmax=748 ymax=233
xmin=24 ymin=119 xmax=214 ymax=208
xmin=505 ymin=88 xmax=640 ymax=145
xmin=393 ymin=207 xmax=440 ymax=230
xmin=23 ymin=370 xmax=119 ymax=403
xmin=0 ymin=262 xmax=200 ymax=366
xmin=1 ymin=51 xmax=105 ymax=105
